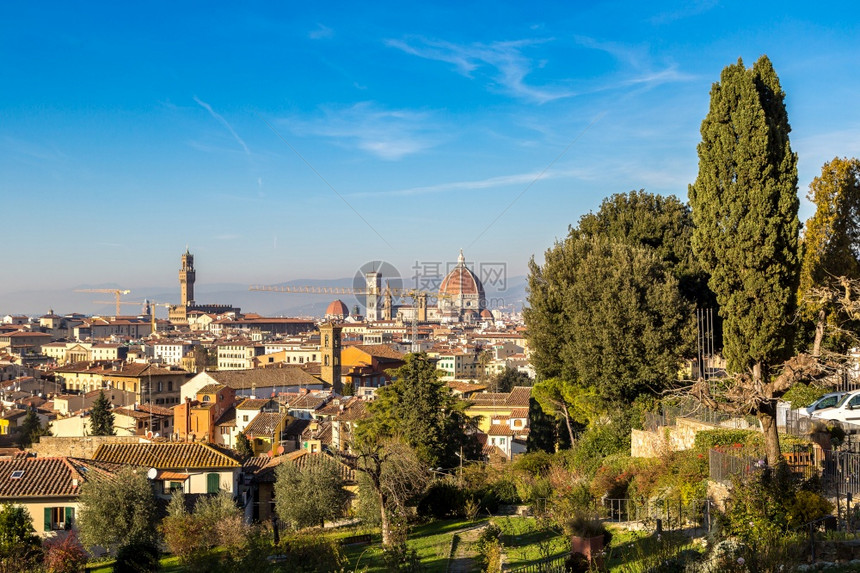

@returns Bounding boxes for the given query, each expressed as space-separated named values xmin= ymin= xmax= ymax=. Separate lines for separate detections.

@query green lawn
xmin=84 ymin=519 xmax=669 ymax=572
xmin=341 ymin=517 xmax=488 ymax=572
xmin=496 ymin=516 xmax=569 ymax=568
xmin=85 ymin=554 xmax=183 ymax=573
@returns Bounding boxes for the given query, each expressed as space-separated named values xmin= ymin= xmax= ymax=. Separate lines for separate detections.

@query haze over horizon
xmin=3 ymin=2 xmax=859 ymax=298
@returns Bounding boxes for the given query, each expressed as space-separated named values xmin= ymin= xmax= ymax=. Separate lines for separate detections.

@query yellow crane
xmin=74 ymin=288 xmax=131 ymax=315
xmin=92 ymin=299 xmax=171 ymax=332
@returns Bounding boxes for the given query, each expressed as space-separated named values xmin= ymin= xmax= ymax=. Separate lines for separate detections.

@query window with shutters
xmin=206 ymin=473 xmax=220 ymax=494
xmin=44 ymin=506 xmax=74 ymax=531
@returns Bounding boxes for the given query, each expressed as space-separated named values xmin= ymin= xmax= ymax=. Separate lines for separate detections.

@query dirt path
xmin=447 ymin=523 xmax=488 ymax=573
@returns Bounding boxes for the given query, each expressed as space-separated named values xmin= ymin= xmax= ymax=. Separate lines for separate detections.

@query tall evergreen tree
xmin=89 ymin=390 xmax=115 ymax=436
xmin=525 ymin=397 xmax=556 ymax=453
xmin=16 ymin=410 xmax=50 ymax=448
xmin=798 ymin=157 xmax=860 ymax=354
xmin=360 ymin=353 xmax=478 ymax=469
xmin=526 ymin=236 xmax=693 ymax=402
xmin=688 ymin=55 xmax=800 ymax=466
xmin=573 ymin=190 xmax=714 ymax=311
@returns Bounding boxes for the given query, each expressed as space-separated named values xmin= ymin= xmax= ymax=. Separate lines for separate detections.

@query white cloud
xmin=285 ymin=102 xmax=442 ymax=160
xmin=309 ymin=24 xmax=333 ymax=40
xmin=386 ymin=37 xmax=575 ymax=104
xmin=193 ymin=96 xmax=250 ymax=155
xmin=573 ymin=36 xmax=695 ymax=90
xmin=649 ymin=0 xmax=719 ymax=25
xmin=387 ymin=35 xmax=692 ymax=103
xmin=348 ymin=168 xmax=595 ymax=198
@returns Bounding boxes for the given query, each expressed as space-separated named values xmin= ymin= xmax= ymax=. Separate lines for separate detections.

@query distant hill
xmin=0 ymin=275 xmax=528 ymax=318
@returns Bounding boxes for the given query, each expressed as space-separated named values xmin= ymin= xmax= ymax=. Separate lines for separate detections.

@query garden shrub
xmin=490 ymin=476 xmax=520 ymax=505
xmin=43 ymin=531 xmax=87 ymax=573
xmin=720 ymin=462 xmax=833 ymax=544
xmin=417 ymin=481 xmax=463 ymax=519
xmin=570 ymin=421 xmax=632 ymax=476
xmin=113 ymin=541 xmax=160 ymax=573
xmin=513 ymin=451 xmax=554 ymax=477
xmin=590 ymin=458 xmax=632 ymax=500
xmin=781 ymin=384 xmax=827 ymax=409
xmin=693 ymin=429 xmax=759 ymax=453
xmin=278 ymin=530 xmax=347 ymax=572
xmin=476 ymin=522 xmax=503 ymax=572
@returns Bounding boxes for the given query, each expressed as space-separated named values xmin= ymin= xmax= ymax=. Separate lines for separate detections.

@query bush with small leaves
xmin=44 ymin=531 xmax=87 ymax=573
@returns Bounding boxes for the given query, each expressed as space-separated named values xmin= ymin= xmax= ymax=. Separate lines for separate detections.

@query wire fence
xmin=599 ymin=498 xmax=713 ymax=536
xmin=644 ymin=398 xmax=758 ymax=433
xmin=508 ymin=554 xmax=569 ymax=573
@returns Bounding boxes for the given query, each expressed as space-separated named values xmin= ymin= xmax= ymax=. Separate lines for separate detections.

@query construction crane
xmin=75 ymin=288 xmax=131 ymax=315
xmin=93 ymin=299 xmax=171 ymax=331
xmin=250 ymin=284 xmax=447 ymax=352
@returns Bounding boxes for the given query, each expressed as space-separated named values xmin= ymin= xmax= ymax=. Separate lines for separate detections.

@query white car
xmin=811 ymin=390 xmax=860 ymax=424
xmin=800 ymin=391 xmax=850 ymax=417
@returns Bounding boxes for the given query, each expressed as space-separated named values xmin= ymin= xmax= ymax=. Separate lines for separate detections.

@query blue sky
xmin=2 ymin=1 xmax=859 ymax=297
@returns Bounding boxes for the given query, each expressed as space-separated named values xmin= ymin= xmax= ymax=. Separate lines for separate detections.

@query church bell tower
xmin=319 ymin=323 xmax=343 ymax=394
xmin=179 ymin=248 xmax=196 ymax=306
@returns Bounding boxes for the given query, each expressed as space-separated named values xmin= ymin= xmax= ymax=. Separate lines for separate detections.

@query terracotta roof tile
xmin=0 ymin=456 xmax=115 ymax=499
xmin=203 ymin=367 xmax=322 ymax=390
xmin=333 ymin=399 xmax=368 ymax=422
xmin=92 ymin=442 xmax=240 ymax=469
xmin=197 ymin=384 xmax=226 ymax=395
xmin=244 ymin=412 xmax=289 ymax=437
xmin=505 ymin=387 xmax=532 ymax=407
xmin=350 ymin=345 xmax=405 ymax=361
xmin=509 ymin=408 xmax=529 ymax=418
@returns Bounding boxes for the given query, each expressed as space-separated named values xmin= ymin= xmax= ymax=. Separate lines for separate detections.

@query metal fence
xmin=708 ymin=448 xmax=760 ymax=485
xmin=708 ymin=445 xmax=860 ymax=498
xmin=823 ymin=450 xmax=860 ymax=496
xmin=645 ymin=398 xmax=758 ymax=432
xmin=600 ymin=498 xmax=713 ymax=536
xmin=508 ymin=554 xmax=569 ymax=573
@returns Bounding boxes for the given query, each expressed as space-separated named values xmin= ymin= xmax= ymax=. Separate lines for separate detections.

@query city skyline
xmin=3 ymin=2 xmax=859 ymax=296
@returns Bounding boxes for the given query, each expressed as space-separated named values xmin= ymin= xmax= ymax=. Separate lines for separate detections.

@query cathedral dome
xmin=325 ymin=299 xmax=349 ymax=319
xmin=439 ymin=250 xmax=485 ymax=299
xmin=480 ymin=309 xmax=494 ymax=319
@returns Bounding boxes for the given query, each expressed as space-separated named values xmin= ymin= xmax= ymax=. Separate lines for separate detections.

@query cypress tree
xmin=89 ymin=390 xmax=115 ymax=436
xmin=689 ymin=55 xmax=800 ymax=465
xmin=798 ymin=157 xmax=860 ymax=354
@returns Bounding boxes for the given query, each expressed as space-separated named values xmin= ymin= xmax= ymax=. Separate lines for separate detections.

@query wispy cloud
xmin=649 ymin=0 xmax=719 ymax=25
xmin=387 ymin=35 xmax=692 ymax=103
xmin=386 ymin=37 xmax=575 ymax=104
xmin=573 ymin=36 xmax=695 ymax=89
xmin=193 ymin=96 xmax=250 ymax=155
xmin=347 ymin=168 xmax=594 ymax=198
xmin=0 ymin=135 xmax=68 ymax=162
xmin=284 ymin=102 xmax=442 ymax=160
xmin=309 ymin=23 xmax=333 ymax=40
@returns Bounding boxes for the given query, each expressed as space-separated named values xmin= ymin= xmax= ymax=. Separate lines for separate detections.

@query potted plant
xmin=565 ymin=512 xmax=611 ymax=566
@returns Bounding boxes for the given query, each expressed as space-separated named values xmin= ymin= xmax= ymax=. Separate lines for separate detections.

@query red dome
xmin=439 ymin=250 xmax=484 ymax=298
xmin=325 ymin=299 xmax=349 ymax=317
xmin=480 ymin=309 xmax=493 ymax=319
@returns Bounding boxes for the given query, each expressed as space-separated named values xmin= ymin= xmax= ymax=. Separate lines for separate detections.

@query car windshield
xmin=813 ymin=394 xmax=842 ymax=410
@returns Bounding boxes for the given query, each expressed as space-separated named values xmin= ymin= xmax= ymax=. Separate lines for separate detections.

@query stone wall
xmin=707 ymin=479 xmax=731 ymax=511
xmin=631 ymin=429 xmax=668 ymax=458
xmin=632 ymin=417 xmax=733 ymax=458
xmin=32 ymin=435 xmax=142 ymax=459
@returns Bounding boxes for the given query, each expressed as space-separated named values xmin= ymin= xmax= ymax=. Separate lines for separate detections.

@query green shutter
xmin=44 ymin=507 xmax=52 ymax=531
xmin=207 ymin=473 xmax=220 ymax=494
xmin=65 ymin=507 xmax=74 ymax=528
